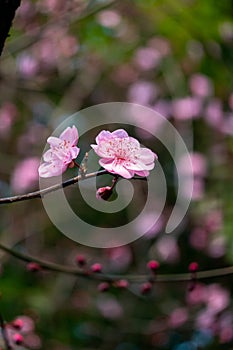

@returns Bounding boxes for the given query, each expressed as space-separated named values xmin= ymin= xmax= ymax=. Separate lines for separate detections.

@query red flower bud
xmin=140 ymin=282 xmax=153 ymax=294
xmin=12 ymin=318 xmax=24 ymax=330
xmin=147 ymin=260 xmax=160 ymax=272
xmin=96 ymin=186 xmax=113 ymax=201
xmin=26 ymin=262 xmax=41 ymax=272
xmin=114 ymin=279 xmax=129 ymax=289
xmin=75 ymin=255 xmax=86 ymax=267
xmin=97 ymin=282 xmax=110 ymax=292
xmin=189 ymin=262 xmax=199 ymax=273
xmin=13 ymin=333 xmax=24 ymax=345
xmin=91 ymin=263 xmax=102 ymax=273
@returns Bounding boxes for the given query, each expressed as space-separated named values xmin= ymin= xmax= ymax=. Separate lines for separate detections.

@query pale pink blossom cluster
xmin=38 ymin=125 xmax=80 ymax=177
xmin=91 ymin=129 xmax=157 ymax=179
xmin=39 ymin=126 xmax=157 ymax=179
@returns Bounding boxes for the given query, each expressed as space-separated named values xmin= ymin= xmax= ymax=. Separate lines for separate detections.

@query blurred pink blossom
xmin=189 ymin=74 xmax=213 ymax=97
xmin=229 ymin=93 xmax=233 ymax=110
xmin=205 ymin=284 xmax=230 ymax=313
xmin=156 ymin=236 xmax=180 ymax=263
xmin=134 ymin=47 xmax=161 ymax=71
xmin=189 ymin=227 xmax=208 ymax=250
xmin=97 ymin=296 xmax=123 ymax=319
xmin=91 ymin=129 xmax=157 ymax=178
xmin=0 ymin=102 xmax=18 ymax=137
xmin=172 ymin=96 xmax=202 ymax=120
xmin=196 ymin=309 xmax=216 ymax=329
xmin=148 ymin=36 xmax=171 ymax=57
xmin=168 ymin=307 xmax=188 ymax=328
xmin=186 ymin=283 xmax=207 ymax=305
xmin=207 ymin=236 xmax=226 ymax=258
xmin=127 ymin=81 xmax=158 ymax=105
xmin=39 ymin=125 xmax=80 ymax=177
xmin=106 ymin=246 xmax=132 ymax=271
xmin=178 ymin=152 xmax=207 ymax=178
xmin=97 ymin=10 xmax=121 ymax=28
xmin=17 ymin=54 xmax=38 ymax=77
xmin=221 ymin=113 xmax=233 ymax=135
xmin=11 ymin=157 xmax=40 ymax=194
xmin=204 ymin=98 xmax=223 ymax=128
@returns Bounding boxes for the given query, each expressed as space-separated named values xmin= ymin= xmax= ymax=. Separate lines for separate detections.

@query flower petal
xmin=60 ymin=125 xmax=79 ymax=145
xmin=139 ymin=148 xmax=158 ymax=164
xmin=38 ymin=160 xmax=66 ymax=177
xmin=111 ymin=129 xmax=129 ymax=138
xmin=99 ymin=159 xmax=134 ymax=178
xmin=47 ymin=136 xmax=61 ymax=148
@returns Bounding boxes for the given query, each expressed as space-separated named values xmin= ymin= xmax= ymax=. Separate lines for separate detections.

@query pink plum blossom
xmin=38 ymin=125 xmax=80 ymax=177
xmin=91 ymin=129 xmax=157 ymax=179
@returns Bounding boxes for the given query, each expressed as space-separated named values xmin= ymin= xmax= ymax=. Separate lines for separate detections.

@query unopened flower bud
xmin=114 ymin=279 xmax=129 ymax=289
xmin=75 ymin=255 xmax=86 ymax=267
xmin=141 ymin=282 xmax=153 ymax=294
xmin=189 ymin=262 xmax=199 ymax=273
xmin=13 ymin=333 xmax=24 ymax=345
xmin=147 ymin=260 xmax=160 ymax=272
xmin=91 ymin=263 xmax=102 ymax=273
xmin=12 ymin=318 xmax=24 ymax=330
xmin=96 ymin=186 xmax=113 ymax=201
xmin=26 ymin=262 xmax=41 ymax=272
xmin=97 ymin=282 xmax=110 ymax=292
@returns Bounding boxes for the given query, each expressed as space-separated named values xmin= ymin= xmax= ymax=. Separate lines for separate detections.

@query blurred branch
xmin=3 ymin=0 xmax=118 ymax=58
xmin=0 ymin=0 xmax=21 ymax=56
xmin=0 ymin=242 xmax=233 ymax=284
xmin=0 ymin=313 xmax=11 ymax=350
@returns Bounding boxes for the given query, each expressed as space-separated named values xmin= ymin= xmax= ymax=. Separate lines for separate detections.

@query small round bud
xmin=114 ymin=279 xmax=129 ymax=289
xmin=91 ymin=263 xmax=102 ymax=273
xmin=189 ymin=262 xmax=199 ymax=273
xmin=75 ymin=255 xmax=86 ymax=267
xmin=26 ymin=262 xmax=41 ymax=272
xmin=140 ymin=282 xmax=153 ymax=294
xmin=97 ymin=282 xmax=110 ymax=292
xmin=13 ymin=333 xmax=24 ymax=345
xmin=12 ymin=318 xmax=24 ymax=330
xmin=147 ymin=260 xmax=160 ymax=271
xmin=68 ymin=161 xmax=75 ymax=168
xmin=96 ymin=186 xmax=113 ymax=201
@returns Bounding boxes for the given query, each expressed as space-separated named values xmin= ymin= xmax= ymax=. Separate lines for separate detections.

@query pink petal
xmin=111 ymin=129 xmax=129 ymax=138
xmin=43 ymin=149 xmax=55 ymax=162
xmin=38 ymin=161 xmax=66 ymax=177
xmin=91 ymin=143 xmax=115 ymax=158
xmin=95 ymin=130 xmax=112 ymax=144
xmin=47 ymin=136 xmax=61 ymax=148
xmin=70 ymin=146 xmax=80 ymax=159
xmin=139 ymin=148 xmax=157 ymax=163
xmin=134 ymin=170 xmax=150 ymax=177
xmin=60 ymin=125 xmax=78 ymax=145
xmin=100 ymin=159 xmax=134 ymax=178
xmin=125 ymin=160 xmax=154 ymax=171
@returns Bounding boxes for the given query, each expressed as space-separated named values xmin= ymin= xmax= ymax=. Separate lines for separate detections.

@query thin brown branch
xmin=0 ymin=242 xmax=233 ymax=283
xmin=0 ymin=170 xmax=146 ymax=204
xmin=0 ymin=169 xmax=108 ymax=204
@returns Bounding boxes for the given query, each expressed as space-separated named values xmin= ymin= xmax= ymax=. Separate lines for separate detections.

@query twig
xmin=0 ymin=242 xmax=233 ymax=283
xmin=0 ymin=169 xmax=108 ymax=204
xmin=0 ymin=170 xmax=147 ymax=204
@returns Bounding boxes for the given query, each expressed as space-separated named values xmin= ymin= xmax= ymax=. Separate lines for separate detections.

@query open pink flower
xmin=91 ymin=129 xmax=157 ymax=178
xmin=39 ymin=125 xmax=80 ymax=177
